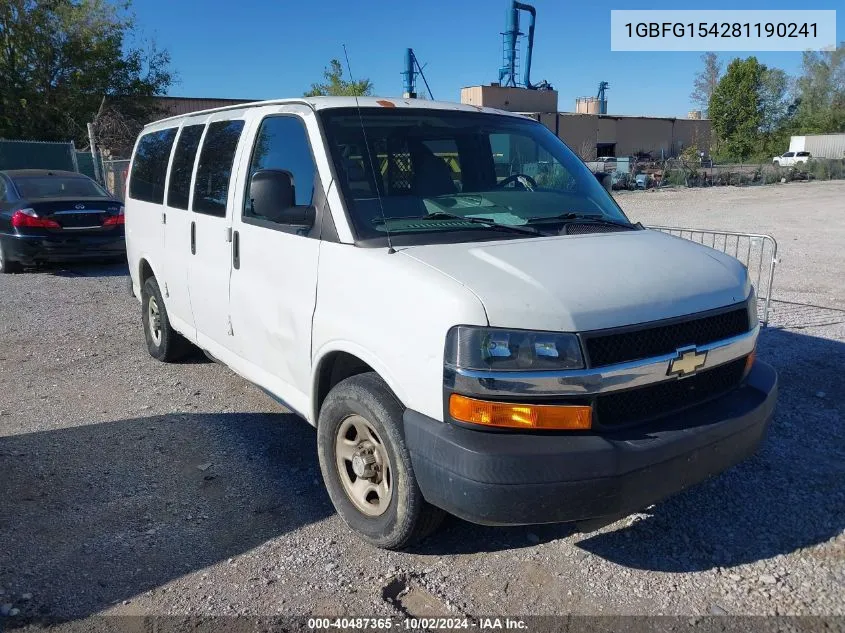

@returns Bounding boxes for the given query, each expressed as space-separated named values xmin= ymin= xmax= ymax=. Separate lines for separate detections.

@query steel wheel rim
xmin=335 ymin=414 xmax=392 ymax=517
xmin=147 ymin=295 xmax=162 ymax=346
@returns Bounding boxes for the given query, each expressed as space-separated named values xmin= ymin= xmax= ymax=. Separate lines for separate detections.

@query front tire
xmin=317 ymin=372 xmax=445 ymax=549
xmin=141 ymin=276 xmax=191 ymax=362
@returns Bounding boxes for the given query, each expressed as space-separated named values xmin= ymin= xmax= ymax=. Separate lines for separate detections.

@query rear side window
xmin=129 ymin=128 xmax=178 ymax=203
xmin=244 ymin=116 xmax=316 ymax=220
xmin=167 ymin=124 xmax=205 ymax=210
xmin=192 ymin=120 xmax=245 ymax=217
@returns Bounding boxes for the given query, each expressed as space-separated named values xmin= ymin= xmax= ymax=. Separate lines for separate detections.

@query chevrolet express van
xmin=126 ymin=98 xmax=777 ymax=549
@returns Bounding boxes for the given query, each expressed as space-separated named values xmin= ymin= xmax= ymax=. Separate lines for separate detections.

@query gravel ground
xmin=1 ymin=181 xmax=843 ymax=626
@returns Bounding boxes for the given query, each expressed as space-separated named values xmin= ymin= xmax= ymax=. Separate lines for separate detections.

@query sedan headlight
xmin=445 ymin=326 xmax=584 ymax=371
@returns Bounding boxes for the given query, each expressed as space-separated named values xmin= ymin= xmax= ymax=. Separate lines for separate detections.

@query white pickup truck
xmin=125 ymin=97 xmax=777 ymax=549
xmin=772 ymin=151 xmax=811 ymax=166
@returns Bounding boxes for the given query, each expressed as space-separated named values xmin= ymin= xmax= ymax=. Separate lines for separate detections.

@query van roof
xmin=143 ymin=96 xmax=528 ymax=129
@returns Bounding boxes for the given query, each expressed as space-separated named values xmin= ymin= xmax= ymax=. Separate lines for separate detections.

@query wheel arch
xmin=311 ymin=344 xmax=407 ymax=425
xmin=137 ymin=257 xmax=160 ymax=297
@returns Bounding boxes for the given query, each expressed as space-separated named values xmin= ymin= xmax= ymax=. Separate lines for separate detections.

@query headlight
xmin=445 ymin=326 xmax=584 ymax=371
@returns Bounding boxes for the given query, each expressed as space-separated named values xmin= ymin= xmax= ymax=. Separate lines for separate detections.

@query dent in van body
xmin=311 ymin=241 xmax=488 ymax=423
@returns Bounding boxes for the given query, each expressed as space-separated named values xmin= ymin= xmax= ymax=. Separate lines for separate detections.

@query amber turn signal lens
xmin=449 ymin=394 xmax=592 ymax=430
xmin=743 ymin=348 xmax=756 ymax=378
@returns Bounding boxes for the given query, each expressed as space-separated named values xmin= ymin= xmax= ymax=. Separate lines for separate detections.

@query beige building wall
xmin=538 ymin=114 xmax=711 ymax=158
xmin=461 ymin=85 xmax=558 ymax=113
xmin=556 ymin=114 xmax=598 ymax=160
xmin=614 ymin=117 xmax=675 ymax=156
xmin=673 ymin=119 xmax=711 ymax=153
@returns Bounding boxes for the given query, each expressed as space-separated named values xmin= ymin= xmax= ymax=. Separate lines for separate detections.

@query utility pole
xmin=87 ymin=122 xmax=102 ymax=184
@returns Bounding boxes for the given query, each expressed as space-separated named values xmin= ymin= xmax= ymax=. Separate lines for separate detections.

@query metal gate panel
xmin=647 ymin=226 xmax=778 ymax=326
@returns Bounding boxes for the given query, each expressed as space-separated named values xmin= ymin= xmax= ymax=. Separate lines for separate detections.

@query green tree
xmin=690 ymin=52 xmax=722 ymax=116
xmin=758 ymin=67 xmax=795 ymax=157
xmin=792 ymin=43 xmax=845 ymax=133
xmin=304 ymin=59 xmax=373 ymax=97
xmin=709 ymin=57 xmax=766 ymax=161
xmin=0 ymin=0 xmax=173 ymax=151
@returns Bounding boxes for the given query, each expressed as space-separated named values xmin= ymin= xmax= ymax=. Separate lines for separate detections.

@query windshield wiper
xmin=526 ymin=213 xmax=638 ymax=229
xmin=421 ymin=211 xmax=544 ymax=237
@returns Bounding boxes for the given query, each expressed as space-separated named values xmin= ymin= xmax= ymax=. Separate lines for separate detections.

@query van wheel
xmin=317 ymin=372 xmax=445 ymax=549
xmin=141 ymin=277 xmax=190 ymax=362
xmin=0 ymin=242 xmax=22 ymax=274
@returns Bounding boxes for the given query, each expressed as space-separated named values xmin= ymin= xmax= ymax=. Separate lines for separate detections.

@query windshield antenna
xmin=343 ymin=44 xmax=395 ymax=254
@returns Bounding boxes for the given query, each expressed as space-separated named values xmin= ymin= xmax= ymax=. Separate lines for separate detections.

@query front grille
xmin=595 ymin=357 xmax=747 ymax=427
xmin=584 ymin=306 xmax=749 ymax=367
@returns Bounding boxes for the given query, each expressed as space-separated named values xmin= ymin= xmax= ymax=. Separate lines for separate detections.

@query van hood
xmin=400 ymin=230 xmax=750 ymax=332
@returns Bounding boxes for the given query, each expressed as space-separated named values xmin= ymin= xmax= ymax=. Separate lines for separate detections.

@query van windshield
xmin=319 ymin=107 xmax=632 ymax=245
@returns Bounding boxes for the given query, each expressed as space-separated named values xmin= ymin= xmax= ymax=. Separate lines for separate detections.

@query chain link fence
xmin=657 ymin=158 xmax=845 ymax=188
xmin=102 ymin=159 xmax=130 ymax=200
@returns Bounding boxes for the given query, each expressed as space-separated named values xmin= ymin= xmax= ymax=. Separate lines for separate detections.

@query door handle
xmin=161 ymin=212 xmax=167 ymax=225
xmin=190 ymin=221 xmax=196 ymax=255
xmin=232 ymin=230 xmax=240 ymax=269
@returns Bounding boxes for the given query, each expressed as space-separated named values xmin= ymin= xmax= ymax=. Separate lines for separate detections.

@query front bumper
xmin=404 ymin=360 xmax=777 ymax=526
xmin=0 ymin=231 xmax=125 ymax=264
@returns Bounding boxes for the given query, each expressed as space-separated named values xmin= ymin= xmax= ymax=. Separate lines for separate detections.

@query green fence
xmin=0 ymin=139 xmax=78 ymax=172
xmin=0 ymin=139 xmax=107 ymax=184
xmin=75 ymin=151 xmax=104 ymax=181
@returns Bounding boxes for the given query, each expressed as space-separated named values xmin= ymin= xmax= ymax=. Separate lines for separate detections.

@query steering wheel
xmin=497 ymin=173 xmax=538 ymax=190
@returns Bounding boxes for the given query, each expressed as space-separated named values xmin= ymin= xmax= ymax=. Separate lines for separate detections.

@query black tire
xmin=141 ymin=276 xmax=191 ymax=362
xmin=0 ymin=242 xmax=22 ymax=274
xmin=317 ymin=372 xmax=445 ymax=549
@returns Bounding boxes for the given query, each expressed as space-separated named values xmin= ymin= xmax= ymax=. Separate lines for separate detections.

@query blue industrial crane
xmin=498 ymin=1 xmax=552 ymax=90
xmin=401 ymin=48 xmax=433 ymax=100
xmin=597 ymin=81 xmax=609 ymax=114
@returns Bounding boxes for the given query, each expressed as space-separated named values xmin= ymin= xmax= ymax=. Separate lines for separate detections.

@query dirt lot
xmin=1 ymin=182 xmax=843 ymax=625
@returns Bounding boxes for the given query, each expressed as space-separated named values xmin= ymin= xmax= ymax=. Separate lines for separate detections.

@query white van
xmin=126 ymin=97 xmax=777 ymax=549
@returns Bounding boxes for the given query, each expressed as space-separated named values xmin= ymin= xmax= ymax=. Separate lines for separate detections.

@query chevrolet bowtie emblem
xmin=668 ymin=347 xmax=707 ymax=377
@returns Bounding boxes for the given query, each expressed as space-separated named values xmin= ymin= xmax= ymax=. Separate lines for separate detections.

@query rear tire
xmin=0 ymin=242 xmax=22 ymax=274
xmin=317 ymin=372 xmax=445 ymax=549
xmin=141 ymin=276 xmax=191 ymax=362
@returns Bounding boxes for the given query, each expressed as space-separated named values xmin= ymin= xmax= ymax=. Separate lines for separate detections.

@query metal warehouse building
xmin=461 ymin=84 xmax=712 ymax=160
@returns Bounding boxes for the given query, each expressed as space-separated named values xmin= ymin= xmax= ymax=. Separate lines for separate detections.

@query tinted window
xmin=129 ymin=128 xmax=177 ymax=203
xmin=192 ymin=120 xmax=244 ymax=217
xmin=783 ymin=152 xmax=794 ymax=157
xmin=167 ymin=124 xmax=205 ymax=210
xmin=797 ymin=151 xmax=810 ymax=156
xmin=12 ymin=175 xmax=108 ymax=198
xmin=244 ymin=116 xmax=316 ymax=220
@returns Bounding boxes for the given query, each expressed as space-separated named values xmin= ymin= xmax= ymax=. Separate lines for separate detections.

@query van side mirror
xmin=248 ymin=169 xmax=315 ymax=227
